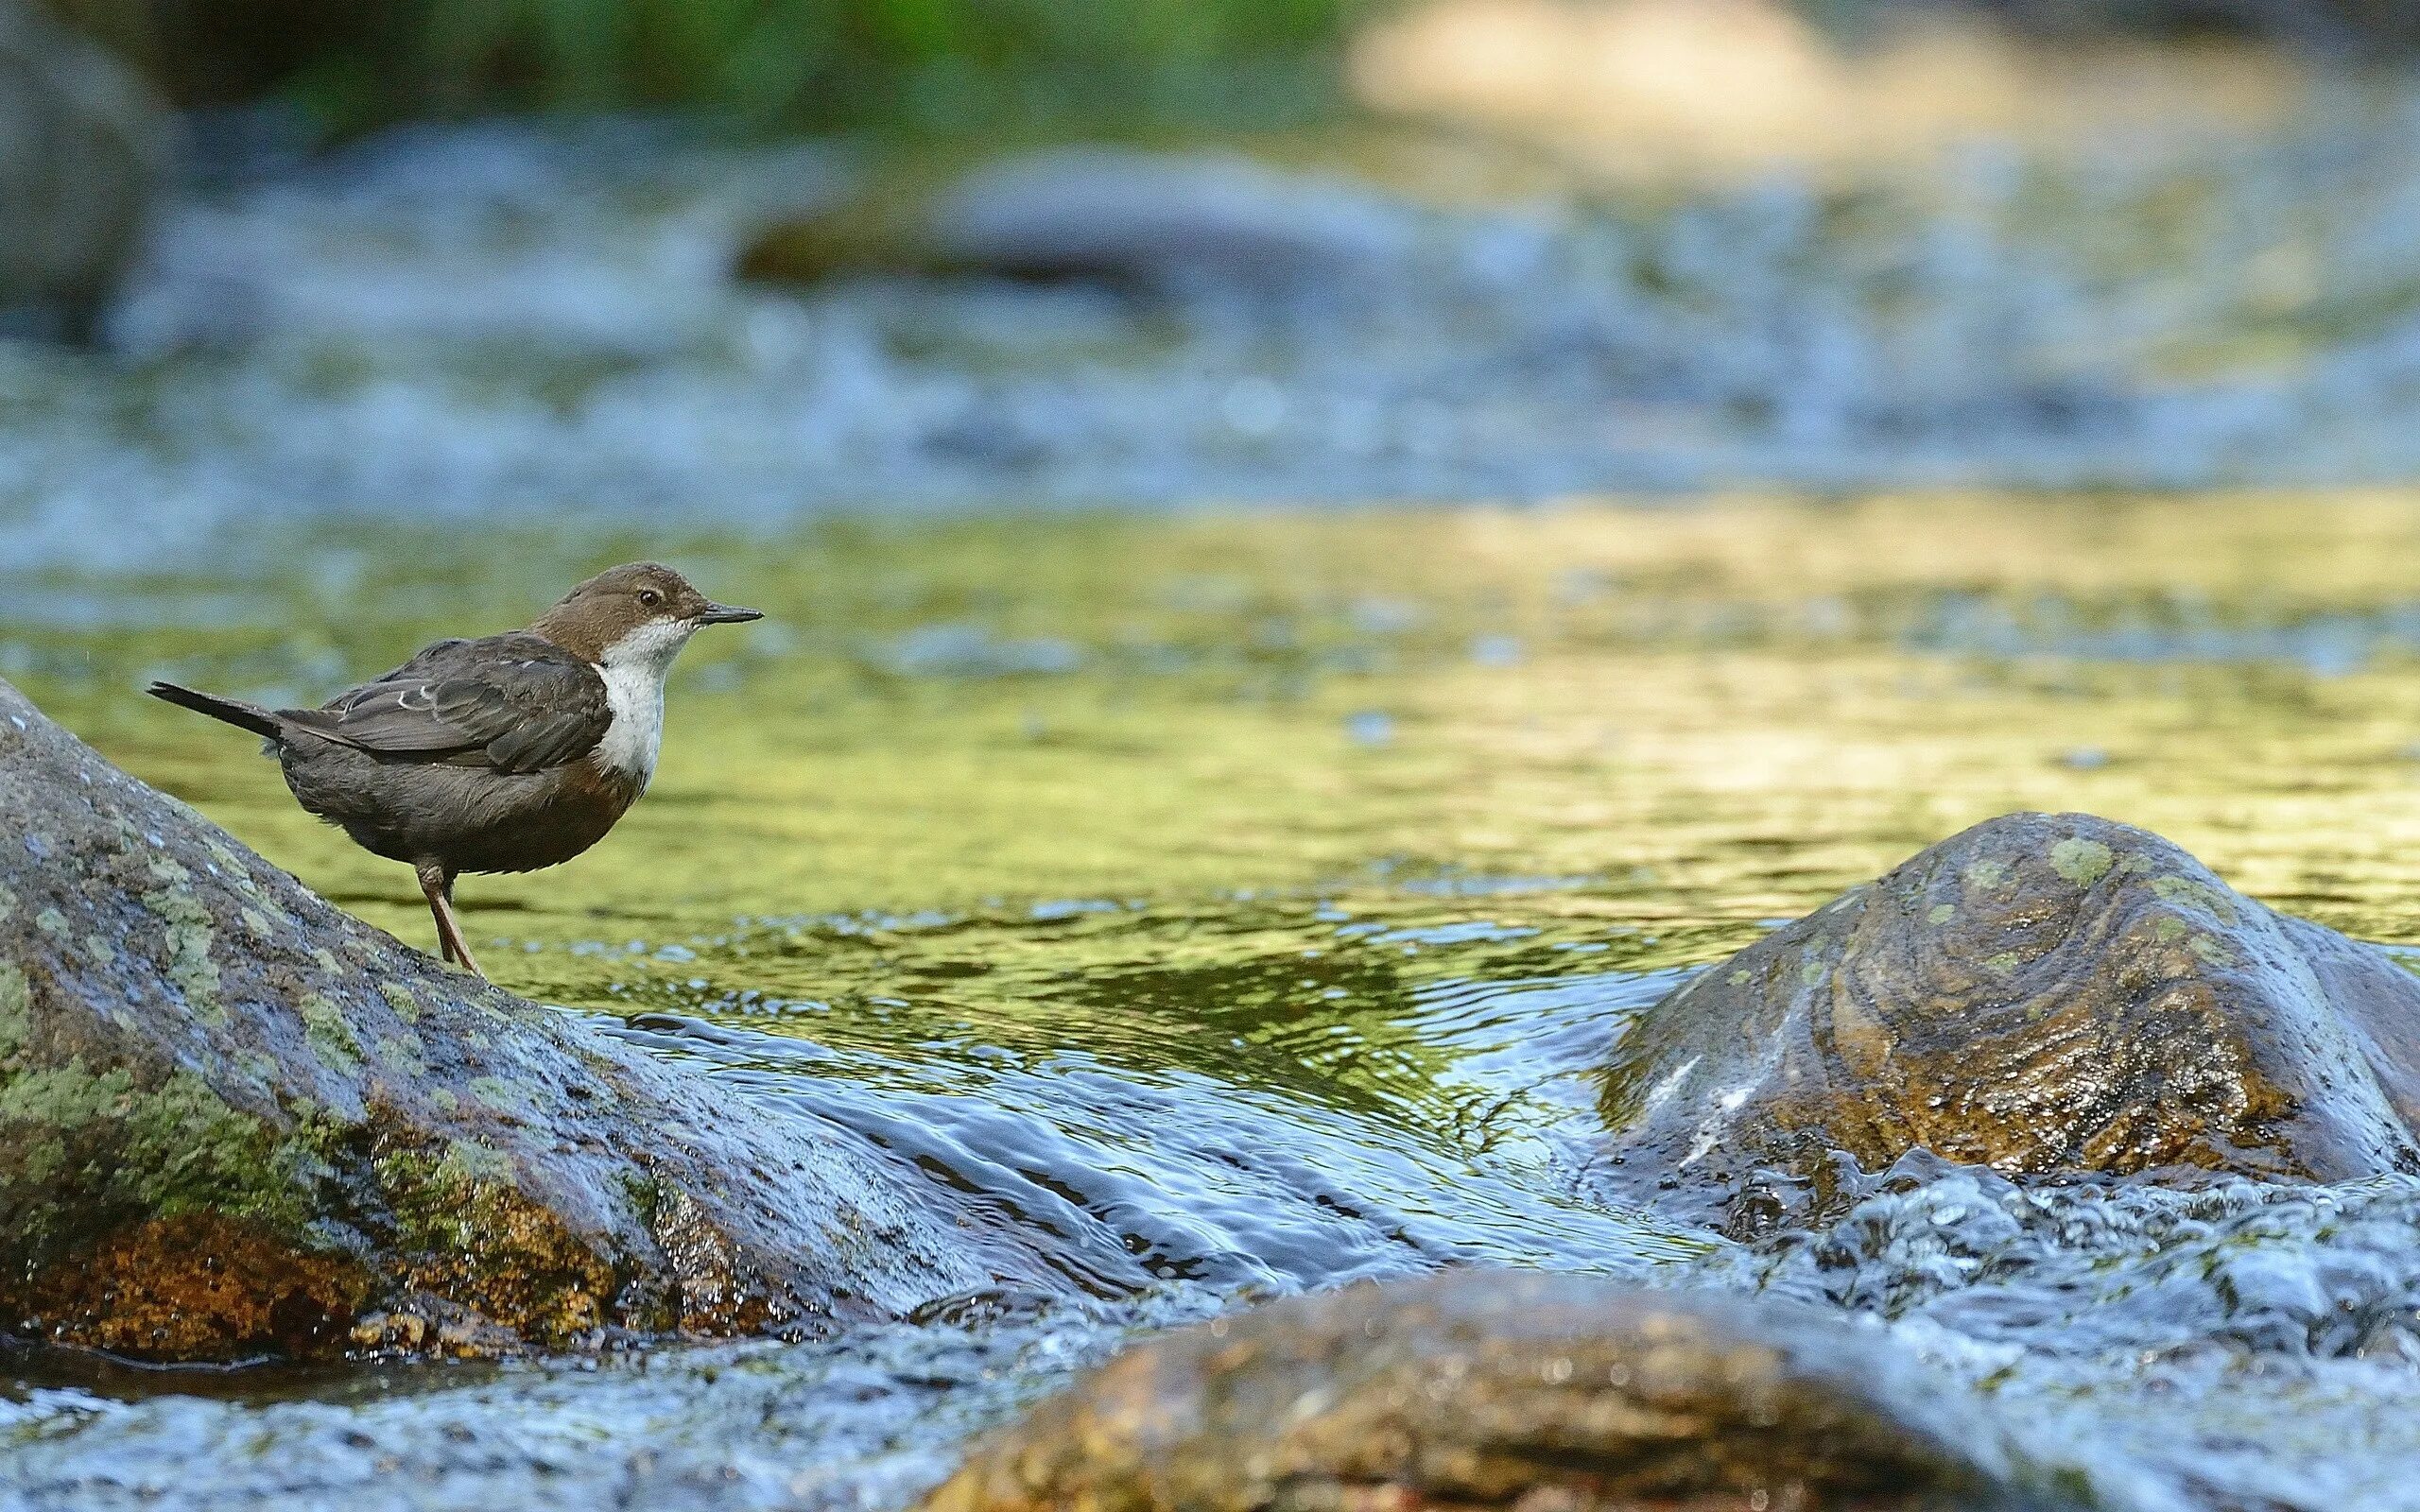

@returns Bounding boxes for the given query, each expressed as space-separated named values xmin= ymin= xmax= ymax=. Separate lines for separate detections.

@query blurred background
xmin=17 ymin=0 xmax=2420 ymax=546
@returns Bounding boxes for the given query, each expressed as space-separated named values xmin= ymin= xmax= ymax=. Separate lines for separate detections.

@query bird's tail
xmin=146 ymin=681 xmax=285 ymax=741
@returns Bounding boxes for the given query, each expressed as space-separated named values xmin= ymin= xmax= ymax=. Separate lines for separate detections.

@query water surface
xmin=14 ymin=496 xmax=2420 ymax=1506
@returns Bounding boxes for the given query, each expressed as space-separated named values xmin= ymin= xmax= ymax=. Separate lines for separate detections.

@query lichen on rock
xmin=0 ymin=677 xmax=1068 ymax=1361
xmin=1598 ymin=811 xmax=2420 ymax=1230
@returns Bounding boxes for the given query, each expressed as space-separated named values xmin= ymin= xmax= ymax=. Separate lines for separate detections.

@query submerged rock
xmin=0 ymin=0 xmax=165 ymax=340
xmin=0 ymin=677 xmax=1063 ymax=1361
xmin=1599 ymin=812 xmax=2420 ymax=1227
xmin=922 ymin=1269 xmax=2059 ymax=1511
xmin=736 ymin=147 xmax=1425 ymax=294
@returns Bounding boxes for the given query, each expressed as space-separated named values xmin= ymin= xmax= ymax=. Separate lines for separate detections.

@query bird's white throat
xmin=594 ymin=617 xmax=699 ymax=787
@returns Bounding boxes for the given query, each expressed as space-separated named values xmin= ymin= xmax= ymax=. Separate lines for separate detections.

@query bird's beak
xmin=697 ymin=602 xmax=765 ymax=625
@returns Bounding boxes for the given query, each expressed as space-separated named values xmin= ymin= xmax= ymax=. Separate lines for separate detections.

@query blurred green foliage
xmin=44 ymin=0 xmax=1364 ymax=134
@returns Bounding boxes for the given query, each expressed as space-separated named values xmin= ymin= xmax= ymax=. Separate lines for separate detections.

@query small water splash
xmin=1679 ymin=1160 xmax=2420 ymax=1510
xmin=608 ymin=915 xmax=1699 ymax=1297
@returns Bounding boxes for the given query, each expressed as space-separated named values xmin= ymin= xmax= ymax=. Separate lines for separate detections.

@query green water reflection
xmin=17 ymin=493 xmax=2420 ymax=1125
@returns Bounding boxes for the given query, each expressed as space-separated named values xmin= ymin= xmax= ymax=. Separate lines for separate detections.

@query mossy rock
xmin=1599 ymin=812 xmax=2420 ymax=1228
xmin=0 ymin=677 xmax=1066 ymax=1360
xmin=922 ymin=1269 xmax=2067 ymax=1511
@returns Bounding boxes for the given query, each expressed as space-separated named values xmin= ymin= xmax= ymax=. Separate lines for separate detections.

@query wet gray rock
xmin=0 ymin=676 xmax=1065 ymax=1361
xmin=0 ymin=0 xmax=165 ymax=341
xmin=921 ymin=1269 xmax=2067 ymax=1511
xmin=1599 ymin=812 xmax=2420 ymax=1228
xmin=737 ymin=147 xmax=1427 ymax=294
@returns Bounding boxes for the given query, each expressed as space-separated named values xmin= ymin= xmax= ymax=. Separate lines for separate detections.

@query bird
xmin=145 ymin=562 xmax=762 ymax=979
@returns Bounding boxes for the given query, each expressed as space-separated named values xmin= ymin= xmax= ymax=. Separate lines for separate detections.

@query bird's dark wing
xmin=279 ymin=632 xmax=610 ymax=775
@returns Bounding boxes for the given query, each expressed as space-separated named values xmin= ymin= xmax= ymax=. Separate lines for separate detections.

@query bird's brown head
xmin=530 ymin=562 xmax=763 ymax=664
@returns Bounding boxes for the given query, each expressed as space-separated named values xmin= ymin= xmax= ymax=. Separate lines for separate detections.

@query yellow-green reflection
xmin=17 ymin=492 xmax=2420 ymax=1088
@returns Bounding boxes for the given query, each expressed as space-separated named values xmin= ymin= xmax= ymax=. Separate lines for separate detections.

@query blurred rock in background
xmin=0 ymin=0 xmax=165 ymax=341
xmin=736 ymin=148 xmax=1428 ymax=296
xmin=37 ymin=0 xmax=357 ymax=107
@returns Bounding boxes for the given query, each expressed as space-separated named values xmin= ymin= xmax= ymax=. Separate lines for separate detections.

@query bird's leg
xmin=442 ymin=877 xmax=487 ymax=980
xmin=415 ymin=861 xmax=462 ymax=965
xmin=415 ymin=861 xmax=486 ymax=979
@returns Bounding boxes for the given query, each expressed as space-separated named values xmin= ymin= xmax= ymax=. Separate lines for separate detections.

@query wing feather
xmin=281 ymin=632 xmax=611 ymax=775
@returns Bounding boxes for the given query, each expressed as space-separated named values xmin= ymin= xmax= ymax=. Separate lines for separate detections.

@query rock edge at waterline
xmin=0 ymin=677 xmax=1063 ymax=1361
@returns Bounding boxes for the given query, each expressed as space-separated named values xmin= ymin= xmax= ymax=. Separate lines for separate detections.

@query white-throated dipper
xmin=146 ymin=562 xmax=762 ymax=979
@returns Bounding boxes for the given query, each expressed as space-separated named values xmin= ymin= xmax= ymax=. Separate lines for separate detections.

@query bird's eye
xmin=637 ymin=589 xmax=663 ymax=609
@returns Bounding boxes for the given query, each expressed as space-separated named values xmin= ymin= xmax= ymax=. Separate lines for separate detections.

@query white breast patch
xmin=593 ymin=618 xmax=698 ymax=789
